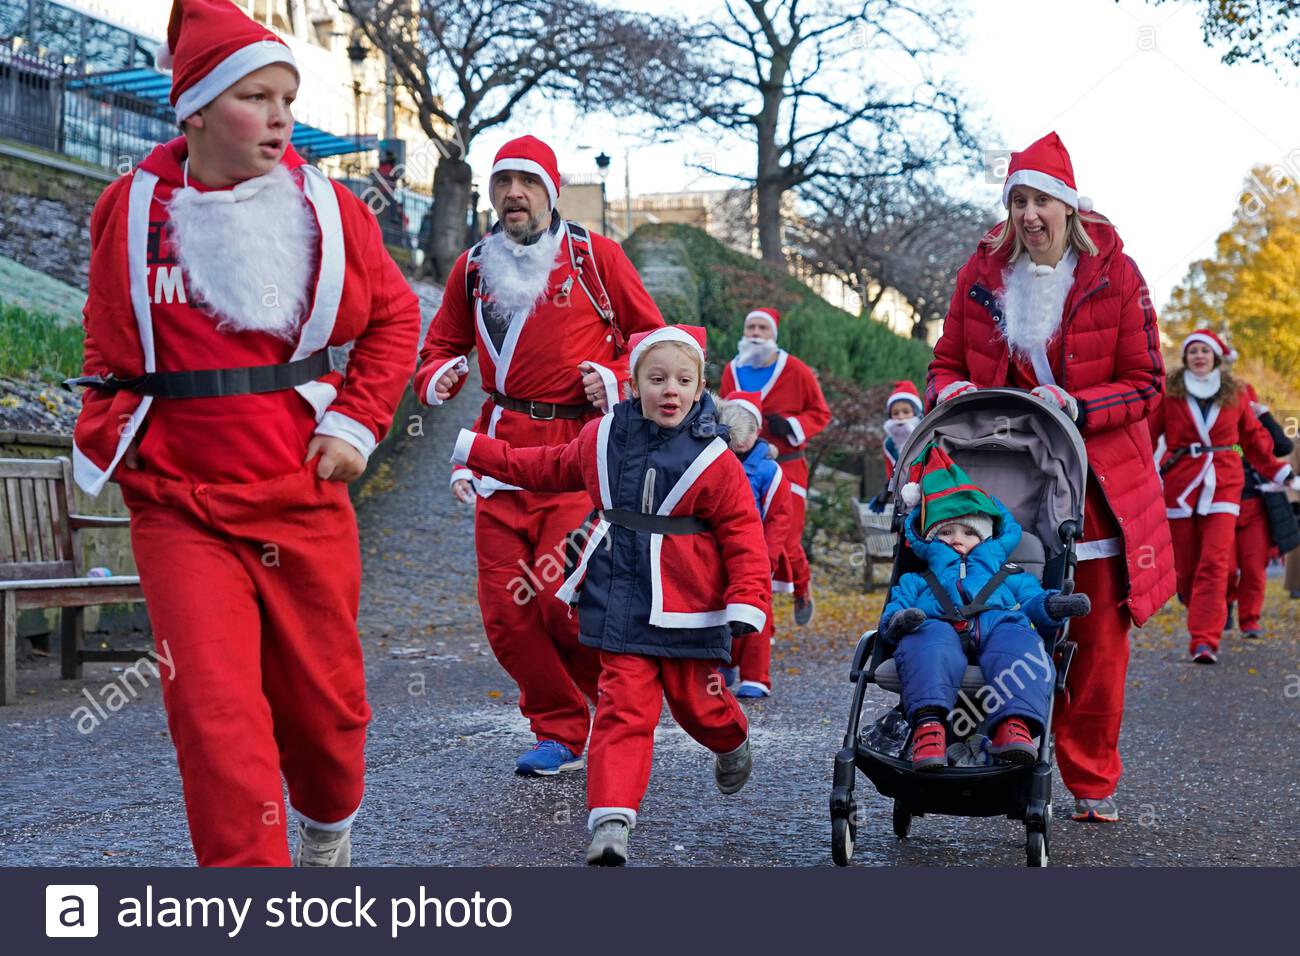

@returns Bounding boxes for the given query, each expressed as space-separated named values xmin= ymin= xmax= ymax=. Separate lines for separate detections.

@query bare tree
xmin=641 ymin=0 xmax=977 ymax=270
xmin=343 ymin=0 xmax=692 ymax=281
xmin=1147 ymin=0 xmax=1300 ymax=71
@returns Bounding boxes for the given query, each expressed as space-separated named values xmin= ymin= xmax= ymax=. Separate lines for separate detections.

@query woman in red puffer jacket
xmin=926 ymin=131 xmax=1174 ymax=825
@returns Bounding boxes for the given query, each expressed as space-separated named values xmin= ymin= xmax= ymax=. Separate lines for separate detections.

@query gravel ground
xmin=2 ymin=369 xmax=1298 ymax=867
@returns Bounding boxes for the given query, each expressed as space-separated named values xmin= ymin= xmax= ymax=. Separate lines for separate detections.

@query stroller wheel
xmin=892 ymin=802 xmax=912 ymax=839
xmin=1026 ymin=830 xmax=1048 ymax=867
xmin=831 ymin=816 xmax=855 ymax=866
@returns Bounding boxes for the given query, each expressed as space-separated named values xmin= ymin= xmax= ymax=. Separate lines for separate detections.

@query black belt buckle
xmin=1189 ymin=443 xmax=1205 ymax=457
xmin=528 ymin=400 xmax=556 ymax=421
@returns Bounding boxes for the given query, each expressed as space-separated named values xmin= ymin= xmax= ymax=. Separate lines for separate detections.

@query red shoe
xmin=910 ymin=720 xmax=947 ymax=771
xmin=990 ymin=716 xmax=1037 ymax=765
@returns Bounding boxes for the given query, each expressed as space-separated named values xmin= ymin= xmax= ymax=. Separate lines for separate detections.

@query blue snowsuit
xmin=880 ymin=498 xmax=1059 ymax=729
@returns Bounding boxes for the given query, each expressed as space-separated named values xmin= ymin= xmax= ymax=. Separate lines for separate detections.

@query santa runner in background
xmin=413 ymin=134 xmax=664 ymax=778
xmin=720 ymin=307 xmax=830 ymax=626
xmin=70 ymin=0 xmax=422 ymax=866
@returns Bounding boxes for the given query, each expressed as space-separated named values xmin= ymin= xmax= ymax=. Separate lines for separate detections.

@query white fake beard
xmin=736 ymin=336 xmax=778 ymax=367
xmin=999 ymin=249 xmax=1077 ymax=361
xmin=166 ymin=163 xmax=316 ymax=341
xmin=477 ymin=226 xmax=563 ymax=314
xmin=1184 ymin=368 xmax=1221 ymax=399
xmin=884 ymin=416 xmax=919 ymax=446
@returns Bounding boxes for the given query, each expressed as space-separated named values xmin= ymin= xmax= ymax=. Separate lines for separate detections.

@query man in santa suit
xmin=69 ymin=0 xmax=421 ymax=866
xmin=719 ymin=308 xmax=830 ymax=625
xmin=413 ymin=135 xmax=664 ymax=776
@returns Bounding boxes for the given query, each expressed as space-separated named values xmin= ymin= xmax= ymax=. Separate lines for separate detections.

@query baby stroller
xmin=829 ymin=388 xmax=1086 ymax=867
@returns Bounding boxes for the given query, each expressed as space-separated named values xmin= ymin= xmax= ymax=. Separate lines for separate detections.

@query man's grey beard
xmin=501 ymin=208 xmax=548 ymax=242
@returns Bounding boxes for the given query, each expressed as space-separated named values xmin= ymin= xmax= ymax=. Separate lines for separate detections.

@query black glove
xmin=885 ymin=607 xmax=926 ymax=640
xmin=729 ymin=621 xmax=757 ymax=639
xmin=765 ymin=414 xmax=795 ymax=440
xmin=1045 ymin=592 xmax=1091 ymax=621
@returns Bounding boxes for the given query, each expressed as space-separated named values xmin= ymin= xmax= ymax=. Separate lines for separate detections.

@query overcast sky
xmin=469 ymin=0 xmax=1300 ymax=312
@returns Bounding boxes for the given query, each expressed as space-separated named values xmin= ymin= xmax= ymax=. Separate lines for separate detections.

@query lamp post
xmin=595 ymin=151 xmax=611 ymax=235
xmin=347 ymin=33 xmax=367 ymax=173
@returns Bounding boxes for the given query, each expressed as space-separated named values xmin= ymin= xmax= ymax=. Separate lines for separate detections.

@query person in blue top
xmin=880 ymin=443 xmax=1090 ymax=771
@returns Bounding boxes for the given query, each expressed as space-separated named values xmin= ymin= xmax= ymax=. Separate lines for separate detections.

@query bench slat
xmin=14 ymin=584 xmax=144 ymax=610
xmin=0 ymin=459 xmax=63 ymax=480
xmin=0 ymin=560 xmax=77 ymax=581
xmin=4 ymin=478 xmax=24 ymax=561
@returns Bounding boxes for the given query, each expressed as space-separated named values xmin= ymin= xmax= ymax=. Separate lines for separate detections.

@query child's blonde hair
xmin=632 ymin=341 xmax=705 ymax=385
xmin=716 ymin=399 xmax=774 ymax=456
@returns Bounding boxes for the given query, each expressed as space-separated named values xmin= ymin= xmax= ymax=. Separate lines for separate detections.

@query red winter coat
xmin=927 ymin=215 xmax=1174 ymax=625
xmin=719 ymin=351 xmax=831 ymax=497
xmin=72 ymin=139 xmax=421 ymax=495
xmin=1148 ymin=383 xmax=1290 ymax=518
xmin=413 ymin=222 xmax=663 ymax=495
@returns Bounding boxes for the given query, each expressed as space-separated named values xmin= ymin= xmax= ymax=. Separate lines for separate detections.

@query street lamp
xmin=347 ymin=33 xmax=368 ymax=170
xmin=595 ymin=151 xmax=611 ymax=235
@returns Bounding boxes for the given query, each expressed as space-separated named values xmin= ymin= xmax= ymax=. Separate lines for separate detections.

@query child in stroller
xmin=881 ymin=442 xmax=1090 ymax=771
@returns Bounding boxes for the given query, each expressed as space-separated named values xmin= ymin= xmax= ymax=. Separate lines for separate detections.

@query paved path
xmin=3 ymin=372 xmax=1298 ymax=867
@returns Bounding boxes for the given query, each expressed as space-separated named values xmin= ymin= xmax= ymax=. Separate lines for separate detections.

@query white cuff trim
xmin=290 ymin=801 xmax=359 ymax=833
xmin=423 ymin=355 xmax=469 ymax=406
xmin=450 ymin=427 xmax=477 ymax=466
xmin=450 ymin=467 xmax=474 ymax=487
xmin=1273 ymin=464 xmax=1292 ymax=484
xmin=314 ymin=411 xmax=377 ymax=460
xmin=786 ymin=417 xmax=806 ymax=446
xmin=1075 ymin=537 xmax=1122 ymax=561
xmin=938 ymin=380 xmax=975 ymax=404
xmin=585 ymin=361 xmax=621 ymax=413
xmin=588 ymin=807 xmax=637 ymax=831
xmin=726 ymin=602 xmax=767 ymax=632
xmin=772 ymin=579 xmax=795 ymax=593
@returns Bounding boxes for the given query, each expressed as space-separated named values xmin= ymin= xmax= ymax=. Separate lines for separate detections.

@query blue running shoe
xmin=515 ymin=740 xmax=584 ymax=776
xmin=734 ymin=681 xmax=770 ymax=699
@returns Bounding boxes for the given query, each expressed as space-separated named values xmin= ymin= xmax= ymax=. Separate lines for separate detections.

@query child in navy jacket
xmin=880 ymin=443 xmax=1090 ymax=770
xmin=451 ymin=325 xmax=770 ymax=865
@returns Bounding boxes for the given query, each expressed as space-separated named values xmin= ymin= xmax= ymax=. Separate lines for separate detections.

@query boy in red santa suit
xmin=414 ymin=135 xmax=664 ymax=777
xmin=716 ymin=390 xmax=792 ymax=697
xmin=867 ymin=380 xmax=924 ymax=513
xmin=450 ymin=326 xmax=770 ymax=865
xmin=720 ymin=308 xmax=830 ymax=625
xmin=69 ymin=0 xmax=421 ymax=866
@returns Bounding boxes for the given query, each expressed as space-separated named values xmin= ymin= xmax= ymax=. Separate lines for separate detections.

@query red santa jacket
xmin=1148 ymin=383 xmax=1289 ymax=519
xmin=413 ymin=223 xmax=663 ymax=495
xmin=72 ymin=138 xmax=421 ymax=495
xmin=450 ymin=395 xmax=771 ymax=647
xmin=926 ymin=215 xmax=1173 ymax=625
xmin=719 ymin=351 xmax=831 ymax=497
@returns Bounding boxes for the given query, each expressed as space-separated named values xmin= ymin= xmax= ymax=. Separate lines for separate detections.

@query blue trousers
xmin=892 ymin=619 xmax=1054 ymax=729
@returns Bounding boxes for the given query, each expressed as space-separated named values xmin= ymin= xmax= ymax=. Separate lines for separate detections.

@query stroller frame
xmin=829 ymin=389 xmax=1086 ymax=868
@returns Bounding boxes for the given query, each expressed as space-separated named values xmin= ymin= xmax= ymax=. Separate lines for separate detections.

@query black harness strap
xmin=921 ymin=562 xmax=1023 ymax=646
xmin=66 ymin=351 xmax=331 ymax=399
xmin=776 ymin=450 xmax=805 ymax=463
xmin=601 ymin=508 xmax=710 ymax=535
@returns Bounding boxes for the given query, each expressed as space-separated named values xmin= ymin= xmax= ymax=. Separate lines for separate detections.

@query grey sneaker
xmin=293 ymin=822 xmax=352 ymax=866
xmin=1071 ymin=796 xmax=1119 ymax=823
xmin=794 ymin=595 xmax=814 ymax=626
xmin=1243 ymin=629 xmax=1263 ymax=640
xmin=586 ymin=819 xmax=630 ymax=866
xmin=715 ymin=738 xmax=752 ymax=795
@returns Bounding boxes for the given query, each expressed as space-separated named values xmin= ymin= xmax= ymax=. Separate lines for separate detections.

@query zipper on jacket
xmin=641 ymin=467 xmax=657 ymax=514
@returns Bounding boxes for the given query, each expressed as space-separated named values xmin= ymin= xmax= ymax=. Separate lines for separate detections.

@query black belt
xmin=601 ymin=508 xmax=710 ymax=535
xmin=491 ymin=390 xmax=595 ymax=421
xmin=1160 ymin=443 xmax=1241 ymax=476
xmin=776 ymin=451 xmax=805 ymax=463
xmin=65 ymin=352 xmax=331 ymax=399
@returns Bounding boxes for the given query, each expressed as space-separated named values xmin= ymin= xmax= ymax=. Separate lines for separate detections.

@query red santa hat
xmin=744 ymin=307 xmax=780 ymax=339
xmin=628 ymin=325 xmax=708 ymax=379
xmin=491 ymin=136 xmax=562 ymax=209
xmin=1002 ymin=131 xmax=1093 ymax=213
xmin=722 ymin=390 xmax=764 ymax=428
xmin=156 ymin=0 xmax=299 ymax=123
xmin=886 ymin=380 xmax=923 ymax=416
xmin=1182 ymin=328 xmax=1237 ymax=362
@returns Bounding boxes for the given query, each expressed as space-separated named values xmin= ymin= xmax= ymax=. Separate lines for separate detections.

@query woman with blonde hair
xmin=927 ymin=131 xmax=1173 ymax=824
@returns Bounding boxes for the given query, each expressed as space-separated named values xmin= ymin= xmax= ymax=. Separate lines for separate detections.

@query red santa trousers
xmin=785 ymin=486 xmax=811 ymax=599
xmin=732 ymin=616 xmax=773 ymax=690
xmin=586 ymin=652 xmax=748 ymax=823
xmin=474 ymin=488 xmax=602 ymax=754
xmin=1227 ymin=496 xmax=1271 ymax=632
xmin=118 ymin=464 xmax=369 ymax=867
xmin=1169 ymin=511 xmax=1237 ymax=653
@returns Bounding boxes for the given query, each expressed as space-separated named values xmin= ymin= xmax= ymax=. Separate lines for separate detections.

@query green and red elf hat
xmin=899 ymin=442 xmax=1002 ymax=541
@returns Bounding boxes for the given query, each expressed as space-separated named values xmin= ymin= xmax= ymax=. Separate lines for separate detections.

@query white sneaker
xmin=293 ymin=821 xmax=352 ymax=866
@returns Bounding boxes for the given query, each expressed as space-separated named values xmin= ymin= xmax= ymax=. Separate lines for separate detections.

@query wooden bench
xmin=852 ymin=500 xmax=898 ymax=592
xmin=0 ymin=456 xmax=148 ymax=704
